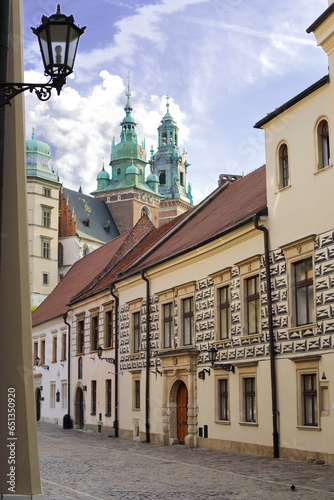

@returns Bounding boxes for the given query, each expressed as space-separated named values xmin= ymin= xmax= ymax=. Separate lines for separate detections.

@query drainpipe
xmin=63 ymin=312 xmax=72 ymax=429
xmin=253 ymin=216 xmax=279 ymax=458
xmin=141 ymin=270 xmax=150 ymax=443
xmin=109 ymin=283 xmax=119 ymax=438
xmin=0 ymin=0 xmax=11 ymax=270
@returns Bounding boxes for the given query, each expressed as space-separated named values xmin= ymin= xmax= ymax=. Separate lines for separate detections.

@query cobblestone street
xmin=37 ymin=422 xmax=334 ymax=499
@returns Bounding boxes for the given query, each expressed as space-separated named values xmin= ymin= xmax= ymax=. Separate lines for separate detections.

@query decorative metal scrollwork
xmin=0 ymin=81 xmax=61 ymax=107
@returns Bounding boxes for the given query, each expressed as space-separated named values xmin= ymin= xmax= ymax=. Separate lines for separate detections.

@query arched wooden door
xmin=75 ymin=387 xmax=84 ymax=429
xmin=177 ymin=382 xmax=188 ymax=443
xmin=35 ymin=388 xmax=41 ymax=421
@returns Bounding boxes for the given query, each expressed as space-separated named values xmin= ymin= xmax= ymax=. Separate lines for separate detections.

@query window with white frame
xmin=282 ymin=236 xmax=315 ymax=330
xmin=90 ymin=311 xmax=99 ymax=352
xmin=41 ymin=238 xmax=51 ymax=259
xmin=294 ymin=358 xmax=320 ymax=428
xmin=104 ymin=307 xmax=113 ymax=349
xmin=127 ymin=299 xmax=143 ymax=355
xmin=42 ymin=208 xmax=51 ymax=228
xmin=317 ymin=119 xmax=330 ymax=170
xmin=158 ymin=288 xmax=174 ymax=349
xmin=217 ymin=377 xmax=229 ymax=422
xmin=237 ymin=257 xmax=261 ymax=337
xmin=239 ymin=364 xmax=257 ymax=425
xmin=210 ymin=268 xmax=231 ymax=341
xmin=176 ymin=282 xmax=195 ymax=347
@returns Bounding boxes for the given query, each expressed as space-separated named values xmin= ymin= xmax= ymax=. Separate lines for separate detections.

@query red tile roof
xmin=121 ymin=165 xmax=267 ymax=277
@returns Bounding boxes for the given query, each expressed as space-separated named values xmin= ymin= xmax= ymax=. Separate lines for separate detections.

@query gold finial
xmin=32 ymin=127 xmax=35 ymax=140
xmin=126 ymin=71 xmax=131 ymax=97
xmin=166 ymin=95 xmax=170 ymax=109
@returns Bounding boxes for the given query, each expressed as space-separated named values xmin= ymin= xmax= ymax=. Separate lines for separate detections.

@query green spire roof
xmin=26 ymin=128 xmax=59 ymax=183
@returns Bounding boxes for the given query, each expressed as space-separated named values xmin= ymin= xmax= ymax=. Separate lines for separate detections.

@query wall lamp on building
xmin=151 ymin=357 xmax=162 ymax=377
xmin=97 ymin=346 xmax=115 ymax=364
xmin=0 ymin=4 xmax=86 ymax=107
xmin=208 ymin=346 xmax=235 ymax=373
xmin=198 ymin=368 xmax=210 ymax=380
xmin=35 ymin=356 xmax=49 ymax=370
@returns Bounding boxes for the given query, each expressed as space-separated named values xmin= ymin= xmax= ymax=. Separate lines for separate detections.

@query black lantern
xmin=31 ymin=4 xmax=86 ymax=95
xmin=35 ymin=356 xmax=40 ymax=366
xmin=97 ymin=346 xmax=115 ymax=364
xmin=207 ymin=345 xmax=235 ymax=373
xmin=208 ymin=346 xmax=218 ymax=366
xmin=0 ymin=4 xmax=85 ymax=106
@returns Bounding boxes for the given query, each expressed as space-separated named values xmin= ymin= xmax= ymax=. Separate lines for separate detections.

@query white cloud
xmin=25 ymin=70 xmax=190 ymax=196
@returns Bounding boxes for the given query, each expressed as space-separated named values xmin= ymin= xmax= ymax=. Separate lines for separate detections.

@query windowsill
xmin=214 ymin=420 xmax=231 ymax=426
xmin=239 ymin=421 xmax=258 ymax=427
xmin=240 ymin=333 xmax=263 ymax=341
xmin=105 ymin=413 xmax=111 ymax=417
xmin=129 ymin=353 xmax=142 ymax=359
xmin=60 ymin=359 xmax=66 ymax=362
xmin=287 ymin=324 xmax=317 ymax=334
xmin=51 ymin=361 xmax=57 ymax=364
xmin=132 ymin=408 xmax=140 ymax=412
xmin=90 ymin=413 xmax=96 ymax=416
xmin=103 ymin=346 xmax=113 ymax=351
xmin=297 ymin=425 xmax=321 ymax=431
xmin=76 ymin=352 xmax=84 ymax=356
xmin=213 ymin=338 xmax=232 ymax=346
xmin=275 ymin=184 xmax=292 ymax=195
xmin=314 ymin=163 xmax=333 ymax=176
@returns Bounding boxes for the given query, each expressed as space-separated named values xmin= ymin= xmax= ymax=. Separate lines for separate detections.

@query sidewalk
xmin=37 ymin=422 xmax=334 ymax=499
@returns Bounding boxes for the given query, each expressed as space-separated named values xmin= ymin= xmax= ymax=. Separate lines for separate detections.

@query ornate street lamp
xmin=0 ymin=4 xmax=86 ymax=106
xmin=97 ymin=346 xmax=115 ymax=365
xmin=35 ymin=356 xmax=49 ymax=370
xmin=207 ymin=345 xmax=235 ymax=373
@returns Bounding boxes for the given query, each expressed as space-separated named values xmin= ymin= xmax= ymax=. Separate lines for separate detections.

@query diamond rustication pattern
xmin=117 ymin=230 xmax=334 ymax=371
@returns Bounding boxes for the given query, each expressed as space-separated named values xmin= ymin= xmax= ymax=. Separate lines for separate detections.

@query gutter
xmin=253 ymin=216 xmax=279 ymax=459
xmin=63 ymin=312 xmax=72 ymax=428
xmin=141 ymin=270 xmax=150 ymax=443
xmin=109 ymin=283 xmax=119 ymax=438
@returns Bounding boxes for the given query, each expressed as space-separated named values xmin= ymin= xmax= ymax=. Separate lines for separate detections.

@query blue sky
xmin=23 ymin=0 xmax=329 ymax=204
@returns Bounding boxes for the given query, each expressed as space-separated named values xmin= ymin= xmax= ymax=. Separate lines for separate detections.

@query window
xmin=141 ymin=206 xmax=150 ymax=218
xmin=52 ymin=336 xmax=57 ymax=363
xmin=162 ymin=132 xmax=167 ymax=146
xmin=33 ymin=342 xmax=38 ymax=364
xmin=78 ymin=357 xmax=83 ymax=380
xmin=61 ymin=333 xmax=67 ymax=361
xmin=44 ymin=187 xmax=51 ymax=197
xmin=40 ymin=340 xmax=45 ymax=365
xmin=58 ymin=243 xmax=64 ymax=266
xmin=302 ymin=373 xmax=318 ymax=426
xmin=77 ymin=318 xmax=85 ymax=354
xmin=159 ymin=170 xmax=166 ymax=184
xmin=318 ymin=119 xmax=330 ymax=169
xmin=278 ymin=143 xmax=289 ymax=189
xmin=218 ymin=286 xmax=230 ymax=339
xmin=105 ymin=309 xmax=113 ymax=349
xmin=91 ymin=314 xmax=99 ymax=351
xmin=42 ymin=273 xmax=49 ymax=285
xmin=50 ymin=382 xmax=56 ymax=409
xmin=42 ymin=209 xmax=51 ymax=228
xmin=134 ymin=380 xmax=140 ymax=409
xmin=61 ymin=381 xmax=67 ymax=410
xmin=246 ymin=276 xmax=260 ymax=335
xmin=244 ymin=377 xmax=256 ymax=423
xmin=41 ymin=240 xmax=50 ymax=259
xmin=106 ymin=379 xmax=112 ymax=416
xmin=83 ymin=244 xmax=89 ymax=256
xmin=180 ymin=172 xmax=184 ymax=186
xmin=294 ymin=258 xmax=314 ymax=326
xmin=218 ymin=379 xmax=228 ymax=421
xmin=163 ymin=303 xmax=173 ymax=348
xmin=182 ymin=297 xmax=194 ymax=346
xmin=91 ymin=380 xmax=96 ymax=415
xmin=133 ymin=312 xmax=141 ymax=353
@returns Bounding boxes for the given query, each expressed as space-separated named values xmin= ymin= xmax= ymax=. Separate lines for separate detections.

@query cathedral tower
xmin=150 ymin=97 xmax=193 ymax=226
xmin=92 ymin=75 xmax=161 ymax=234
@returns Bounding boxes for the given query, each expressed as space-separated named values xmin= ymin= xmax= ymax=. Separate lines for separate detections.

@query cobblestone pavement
xmin=37 ymin=422 xmax=334 ymax=500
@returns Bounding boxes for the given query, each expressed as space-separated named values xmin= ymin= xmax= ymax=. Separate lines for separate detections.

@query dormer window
xmin=278 ymin=143 xmax=289 ymax=189
xmin=317 ymin=119 xmax=330 ymax=169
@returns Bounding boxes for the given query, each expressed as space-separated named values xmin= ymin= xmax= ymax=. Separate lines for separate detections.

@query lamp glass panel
xmin=49 ymin=24 xmax=68 ymax=70
xmin=38 ymin=28 xmax=50 ymax=67
xmin=67 ymin=26 xmax=80 ymax=68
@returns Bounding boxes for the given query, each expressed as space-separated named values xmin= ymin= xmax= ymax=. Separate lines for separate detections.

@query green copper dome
xmin=97 ymin=165 xmax=110 ymax=180
xmin=26 ymin=128 xmax=59 ymax=182
xmin=147 ymin=172 xmax=158 ymax=182
xmin=126 ymin=164 xmax=139 ymax=175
